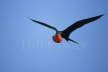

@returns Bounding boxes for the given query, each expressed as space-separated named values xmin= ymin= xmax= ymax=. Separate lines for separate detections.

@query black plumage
xmin=30 ymin=14 xmax=104 ymax=44
xmin=30 ymin=18 xmax=58 ymax=32
xmin=62 ymin=15 xmax=104 ymax=41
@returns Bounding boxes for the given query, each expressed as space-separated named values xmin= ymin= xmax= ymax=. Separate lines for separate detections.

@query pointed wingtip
xmin=98 ymin=14 xmax=105 ymax=18
xmin=28 ymin=17 xmax=34 ymax=21
xmin=26 ymin=17 xmax=35 ymax=21
xmin=28 ymin=17 xmax=37 ymax=22
xmin=99 ymin=14 xmax=104 ymax=17
xmin=93 ymin=14 xmax=104 ymax=20
xmin=96 ymin=14 xmax=104 ymax=17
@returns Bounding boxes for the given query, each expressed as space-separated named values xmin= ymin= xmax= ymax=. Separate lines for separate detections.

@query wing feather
xmin=30 ymin=19 xmax=58 ymax=32
xmin=62 ymin=14 xmax=104 ymax=39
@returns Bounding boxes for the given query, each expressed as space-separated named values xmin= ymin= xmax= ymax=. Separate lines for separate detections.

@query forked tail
xmin=68 ymin=39 xmax=79 ymax=44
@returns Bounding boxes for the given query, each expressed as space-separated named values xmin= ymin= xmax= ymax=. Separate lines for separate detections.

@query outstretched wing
xmin=62 ymin=14 xmax=104 ymax=39
xmin=30 ymin=18 xmax=58 ymax=32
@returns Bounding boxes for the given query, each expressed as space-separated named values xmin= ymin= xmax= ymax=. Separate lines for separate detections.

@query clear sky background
xmin=0 ymin=0 xmax=108 ymax=72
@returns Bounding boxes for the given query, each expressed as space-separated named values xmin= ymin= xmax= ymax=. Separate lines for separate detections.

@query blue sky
xmin=0 ymin=0 xmax=108 ymax=72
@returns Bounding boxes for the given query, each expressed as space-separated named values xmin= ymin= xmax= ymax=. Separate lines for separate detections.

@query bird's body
xmin=30 ymin=14 xmax=104 ymax=44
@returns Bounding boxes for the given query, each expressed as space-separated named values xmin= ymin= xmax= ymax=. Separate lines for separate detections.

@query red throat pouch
xmin=53 ymin=34 xmax=63 ymax=43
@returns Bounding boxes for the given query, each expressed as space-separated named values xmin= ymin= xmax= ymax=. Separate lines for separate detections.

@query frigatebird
xmin=30 ymin=14 xmax=103 ymax=44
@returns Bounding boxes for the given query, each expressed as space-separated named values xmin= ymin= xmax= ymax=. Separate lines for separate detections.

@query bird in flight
xmin=30 ymin=14 xmax=103 ymax=44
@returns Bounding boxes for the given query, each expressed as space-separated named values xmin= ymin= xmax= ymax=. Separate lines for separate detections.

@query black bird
xmin=30 ymin=14 xmax=103 ymax=44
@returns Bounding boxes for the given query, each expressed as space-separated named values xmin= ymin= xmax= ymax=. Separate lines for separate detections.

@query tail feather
xmin=68 ymin=39 xmax=79 ymax=44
